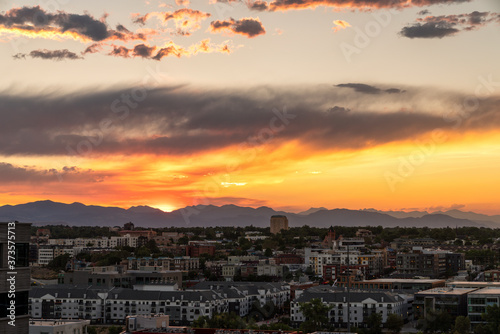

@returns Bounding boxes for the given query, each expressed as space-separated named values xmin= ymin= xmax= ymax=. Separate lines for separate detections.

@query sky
xmin=0 ymin=0 xmax=499 ymax=215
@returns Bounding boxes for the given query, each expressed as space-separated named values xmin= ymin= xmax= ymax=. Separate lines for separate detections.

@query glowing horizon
xmin=1 ymin=0 xmax=499 ymax=216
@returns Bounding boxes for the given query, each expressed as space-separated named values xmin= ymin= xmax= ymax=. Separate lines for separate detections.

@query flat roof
xmin=358 ymin=279 xmax=444 ymax=284
xmin=447 ymin=281 xmax=500 ymax=287
xmin=30 ymin=320 xmax=90 ymax=326
xmin=416 ymin=287 xmax=477 ymax=295
xmin=469 ymin=287 xmax=500 ymax=295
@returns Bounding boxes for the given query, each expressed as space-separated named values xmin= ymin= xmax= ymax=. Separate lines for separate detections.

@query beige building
xmin=270 ymin=215 xmax=289 ymax=234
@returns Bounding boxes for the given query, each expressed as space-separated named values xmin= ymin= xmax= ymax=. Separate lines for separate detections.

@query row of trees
xmin=35 ymin=224 xmax=500 ymax=245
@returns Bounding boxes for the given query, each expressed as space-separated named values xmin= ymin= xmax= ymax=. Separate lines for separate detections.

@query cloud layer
xmin=0 ymin=6 xmax=149 ymax=42
xmin=401 ymin=11 xmax=500 ymax=38
xmin=0 ymin=84 xmax=498 ymax=158
xmin=14 ymin=49 xmax=83 ymax=61
xmin=227 ymin=0 xmax=471 ymax=11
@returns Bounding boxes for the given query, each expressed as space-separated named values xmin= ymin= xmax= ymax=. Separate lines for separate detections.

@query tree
xmin=192 ymin=315 xmax=209 ymax=328
xmin=367 ymin=312 xmax=383 ymax=334
xmin=108 ymin=326 xmax=123 ymax=334
xmin=299 ymin=298 xmax=333 ymax=333
xmin=482 ymin=304 xmax=500 ymax=334
xmin=417 ymin=310 xmax=452 ymax=333
xmin=386 ymin=313 xmax=404 ymax=334
xmin=454 ymin=316 xmax=471 ymax=334
xmin=178 ymin=236 xmax=189 ymax=245
xmin=265 ymin=248 xmax=273 ymax=257
xmin=47 ymin=253 xmax=71 ymax=271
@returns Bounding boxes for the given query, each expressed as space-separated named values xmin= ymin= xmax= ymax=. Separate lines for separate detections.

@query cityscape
xmin=1 ymin=0 xmax=500 ymax=334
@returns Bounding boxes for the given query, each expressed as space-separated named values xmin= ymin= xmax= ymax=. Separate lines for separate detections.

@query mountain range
xmin=0 ymin=200 xmax=498 ymax=229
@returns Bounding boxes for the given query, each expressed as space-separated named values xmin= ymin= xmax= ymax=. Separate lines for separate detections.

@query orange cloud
xmin=0 ymin=6 xmax=149 ymax=42
xmin=107 ymin=38 xmax=232 ymax=60
xmin=332 ymin=19 xmax=351 ymax=32
xmin=133 ymin=9 xmax=211 ymax=36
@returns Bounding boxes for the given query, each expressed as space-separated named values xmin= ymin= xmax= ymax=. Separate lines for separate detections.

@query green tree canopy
xmin=454 ymin=315 xmax=471 ymax=334
xmin=299 ymin=298 xmax=333 ymax=333
xmin=386 ymin=313 xmax=404 ymax=334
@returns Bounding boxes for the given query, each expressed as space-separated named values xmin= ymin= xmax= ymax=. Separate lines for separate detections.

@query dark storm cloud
xmin=13 ymin=49 xmax=83 ymax=61
xmin=401 ymin=11 xmax=500 ymax=38
xmin=0 ymin=6 xmax=149 ymax=42
xmin=400 ymin=22 xmax=459 ymax=38
xmin=0 ymin=85 xmax=499 ymax=158
xmin=210 ymin=17 xmax=265 ymax=38
xmin=336 ymin=83 xmax=405 ymax=94
xmin=0 ymin=163 xmax=108 ymax=183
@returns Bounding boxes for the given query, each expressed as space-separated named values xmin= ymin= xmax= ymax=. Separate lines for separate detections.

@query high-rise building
xmin=1 ymin=221 xmax=31 ymax=334
xmin=270 ymin=215 xmax=289 ymax=234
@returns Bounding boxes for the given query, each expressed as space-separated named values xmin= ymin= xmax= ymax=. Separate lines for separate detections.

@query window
xmin=15 ymin=243 xmax=29 ymax=267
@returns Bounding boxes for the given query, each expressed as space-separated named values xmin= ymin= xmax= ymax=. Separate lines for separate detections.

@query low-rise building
xmin=413 ymin=287 xmax=476 ymax=321
xmin=291 ymin=286 xmax=412 ymax=329
xmin=59 ymin=269 xmax=183 ymax=288
xmin=29 ymin=319 xmax=91 ymax=334
xmin=467 ymin=287 xmax=500 ymax=325
xmin=351 ymin=279 xmax=445 ymax=291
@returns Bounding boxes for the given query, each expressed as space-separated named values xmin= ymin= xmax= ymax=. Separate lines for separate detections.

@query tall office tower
xmin=270 ymin=215 xmax=289 ymax=234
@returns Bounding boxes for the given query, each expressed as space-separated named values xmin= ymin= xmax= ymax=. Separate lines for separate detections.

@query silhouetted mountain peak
xmin=0 ymin=201 xmax=495 ymax=229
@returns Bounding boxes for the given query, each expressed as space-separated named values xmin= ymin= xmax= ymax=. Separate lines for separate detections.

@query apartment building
xmin=396 ymin=248 xmax=465 ymax=278
xmin=30 ymin=281 xmax=289 ymax=326
xmin=30 ymin=285 xmax=228 ymax=325
xmin=190 ymin=281 xmax=290 ymax=317
xmin=291 ymin=285 xmax=412 ymax=328
xmin=127 ymin=257 xmax=199 ymax=272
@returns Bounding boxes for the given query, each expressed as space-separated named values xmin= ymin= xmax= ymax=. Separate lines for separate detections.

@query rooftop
xmin=360 ymin=278 xmax=445 ymax=284
xmin=469 ymin=287 xmax=500 ymax=295
xmin=416 ymin=287 xmax=477 ymax=296
xmin=29 ymin=319 xmax=90 ymax=327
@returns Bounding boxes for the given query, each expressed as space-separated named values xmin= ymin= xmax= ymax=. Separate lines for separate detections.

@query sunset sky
xmin=1 ymin=0 xmax=499 ymax=214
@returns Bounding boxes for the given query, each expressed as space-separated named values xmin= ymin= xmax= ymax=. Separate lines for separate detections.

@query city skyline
xmin=1 ymin=0 xmax=499 ymax=214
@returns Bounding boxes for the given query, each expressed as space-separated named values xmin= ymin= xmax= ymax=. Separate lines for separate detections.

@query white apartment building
xmin=38 ymin=248 xmax=54 ymax=265
xmin=291 ymin=286 xmax=412 ymax=329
